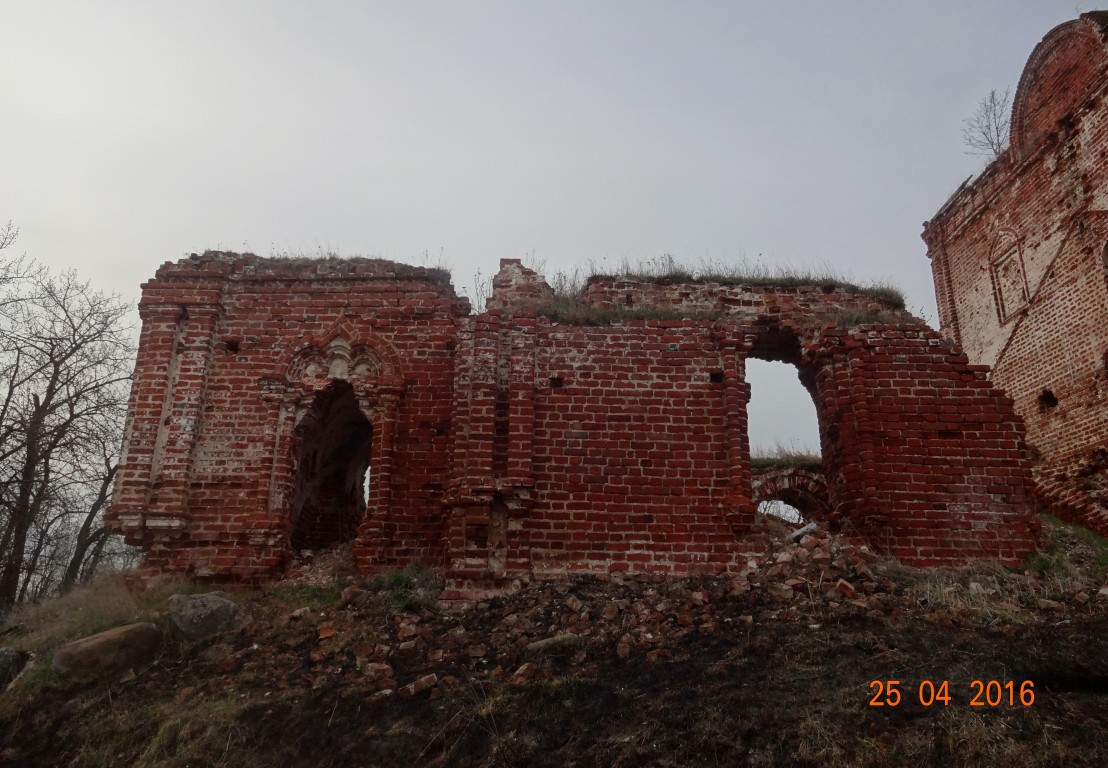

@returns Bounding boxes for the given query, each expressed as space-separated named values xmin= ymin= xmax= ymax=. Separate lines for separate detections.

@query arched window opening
xmin=291 ymin=381 xmax=373 ymax=552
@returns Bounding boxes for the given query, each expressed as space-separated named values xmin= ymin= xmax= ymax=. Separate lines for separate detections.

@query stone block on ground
xmin=52 ymin=623 xmax=162 ymax=679
xmin=168 ymin=592 xmax=252 ymax=640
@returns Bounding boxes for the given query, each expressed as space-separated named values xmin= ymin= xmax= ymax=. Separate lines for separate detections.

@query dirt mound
xmin=3 ymin=517 xmax=1108 ymax=767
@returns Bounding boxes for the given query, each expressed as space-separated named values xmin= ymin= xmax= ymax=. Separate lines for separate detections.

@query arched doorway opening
xmin=290 ymin=381 xmax=373 ymax=552
xmin=746 ymin=325 xmax=827 ymax=523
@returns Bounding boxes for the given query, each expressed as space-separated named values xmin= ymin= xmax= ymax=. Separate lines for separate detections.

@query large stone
xmin=167 ymin=592 xmax=252 ymax=640
xmin=525 ymin=632 xmax=581 ymax=654
xmin=52 ymin=623 xmax=162 ymax=678
xmin=0 ymin=648 xmax=30 ymax=688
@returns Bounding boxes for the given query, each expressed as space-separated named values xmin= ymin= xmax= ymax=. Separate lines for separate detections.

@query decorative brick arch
xmin=267 ymin=332 xmax=405 ymax=565
xmin=752 ymin=468 xmax=830 ymax=521
xmin=1011 ymin=14 xmax=1108 ymax=156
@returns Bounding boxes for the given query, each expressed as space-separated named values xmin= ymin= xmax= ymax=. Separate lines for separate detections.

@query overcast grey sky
xmin=0 ymin=1 xmax=1088 ymax=451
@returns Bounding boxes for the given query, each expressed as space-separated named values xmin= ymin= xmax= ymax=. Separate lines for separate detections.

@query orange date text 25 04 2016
xmin=868 ymin=680 xmax=1035 ymax=707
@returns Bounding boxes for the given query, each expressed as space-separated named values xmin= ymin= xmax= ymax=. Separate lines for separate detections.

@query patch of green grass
xmin=365 ymin=565 xmax=443 ymax=614
xmin=1051 ymin=513 xmax=1108 ymax=549
xmin=138 ymin=697 xmax=248 ymax=768
xmin=1036 ymin=514 xmax=1108 ymax=582
xmin=270 ymin=582 xmax=343 ymax=609
xmin=0 ymin=660 xmax=77 ymax=723
xmin=750 ymin=455 xmax=823 ymax=471
xmin=1029 ymin=550 xmax=1069 ymax=578
xmin=387 ymin=572 xmax=414 ymax=589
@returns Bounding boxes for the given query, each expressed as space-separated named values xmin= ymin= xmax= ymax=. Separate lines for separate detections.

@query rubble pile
xmin=167 ymin=518 xmax=1106 ymax=705
xmin=238 ymin=524 xmax=902 ymax=701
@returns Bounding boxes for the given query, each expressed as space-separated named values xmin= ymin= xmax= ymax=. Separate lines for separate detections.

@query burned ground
xmin=2 ymin=516 xmax=1108 ymax=767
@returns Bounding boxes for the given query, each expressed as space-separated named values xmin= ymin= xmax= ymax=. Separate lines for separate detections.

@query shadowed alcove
xmin=290 ymin=381 xmax=373 ymax=552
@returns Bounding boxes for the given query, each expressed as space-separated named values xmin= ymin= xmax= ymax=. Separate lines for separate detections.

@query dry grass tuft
xmin=535 ymin=299 xmax=720 ymax=326
xmin=750 ymin=441 xmax=821 ymax=470
xmin=528 ymin=254 xmax=907 ymax=324
xmin=3 ymin=573 xmax=204 ymax=654
xmin=587 ymin=254 xmax=907 ymax=309
xmin=138 ymin=697 xmax=248 ymax=768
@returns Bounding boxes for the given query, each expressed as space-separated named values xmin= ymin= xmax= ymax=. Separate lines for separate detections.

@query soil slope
xmin=2 ymin=517 xmax=1108 ymax=767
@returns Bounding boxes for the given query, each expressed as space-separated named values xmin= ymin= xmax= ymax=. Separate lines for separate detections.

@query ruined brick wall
xmin=805 ymin=327 xmax=1035 ymax=564
xmin=923 ymin=13 xmax=1108 ymax=534
xmin=440 ymin=263 xmax=1037 ymax=598
xmin=110 ymin=254 xmax=1039 ymax=595
xmin=108 ymin=253 xmax=468 ymax=579
xmin=528 ymin=323 xmax=734 ymax=576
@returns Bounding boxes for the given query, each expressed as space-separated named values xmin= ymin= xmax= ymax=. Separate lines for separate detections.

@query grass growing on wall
xmin=527 ymin=254 xmax=907 ymax=325
xmin=586 ymin=254 xmax=906 ymax=309
xmin=750 ymin=442 xmax=822 ymax=470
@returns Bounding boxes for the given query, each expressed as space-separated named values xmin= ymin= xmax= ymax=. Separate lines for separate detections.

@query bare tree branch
xmin=0 ymin=228 xmax=136 ymax=613
xmin=962 ymin=88 xmax=1012 ymax=159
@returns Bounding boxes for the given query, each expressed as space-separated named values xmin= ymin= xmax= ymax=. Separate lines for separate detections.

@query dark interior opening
xmin=291 ymin=381 xmax=373 ymax=552
xmin=1038 ymin=389 xmax=1059 ymax=411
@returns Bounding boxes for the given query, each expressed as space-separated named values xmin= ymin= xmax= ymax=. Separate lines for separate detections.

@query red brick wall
xmin=528 ymin=321 xmax=738 ymax=576
xmin=108 ymin=253 xmax=468 ymax=580
xmin=439 ymin=267 xmax=1037 ymax=599
xmin=806 ymin=327 xmax=1037 ymax=564
xmin=110 ymin=253 xmax=1039 ymax=594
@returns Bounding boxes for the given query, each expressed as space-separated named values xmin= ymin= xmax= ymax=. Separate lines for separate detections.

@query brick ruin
xmin=107 ymin=252 xmax=1039 ymax=598
xmin=923 ymin=12 xmax=1108 ymax=537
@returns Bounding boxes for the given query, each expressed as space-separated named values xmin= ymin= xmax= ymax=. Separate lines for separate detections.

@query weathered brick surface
xmin=924 ymin=12 xmax=1108 ymax=536
xmin=109 ymin=254 xmax=468 ymax=580
xmin=109 ymin=253 xmax=1038 ymax=595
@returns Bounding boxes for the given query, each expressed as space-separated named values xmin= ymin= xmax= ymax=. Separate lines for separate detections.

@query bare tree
xmin=0 ymin=227 xmax=136 ymax=612
xmin=962 ymin=88 xmax=1012 ymax=159
xmin=0 ymin=221 xmax=17 ymax=254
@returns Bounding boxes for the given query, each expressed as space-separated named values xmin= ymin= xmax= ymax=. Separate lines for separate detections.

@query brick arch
xmin=752 ymin=468 xmax=830 ymax=521
xmin=1011 ymin=14 xmax=1108 ymax=156
xmin=744 ymin=319 xmax=821 ymax=382
xmin=282 ymin=325 xmax=403 ymax=386
xmin=270 ymin=329 xmax=406 ymax=565
xmin=741 ymin=320 xmax=829 ymax=521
